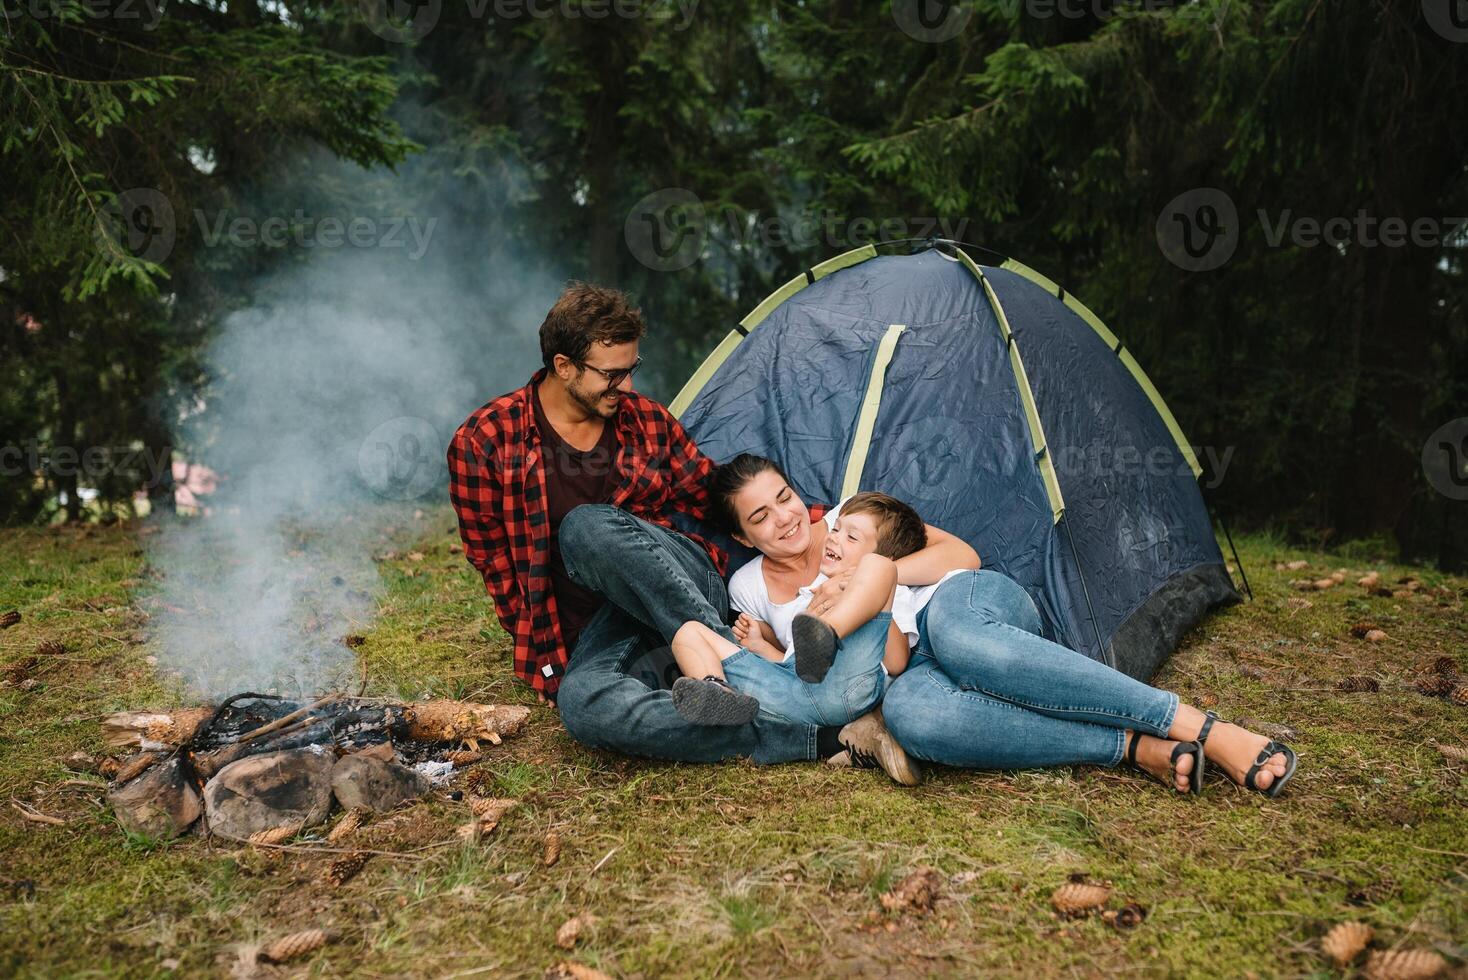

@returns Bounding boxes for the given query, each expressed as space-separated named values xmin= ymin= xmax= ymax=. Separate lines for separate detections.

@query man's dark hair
xmin=710 ymin=453 xmax=794 ymax=534
xmin=839 ymin=491 xmax=927 ymax=560
xmin=539 ymin=282 xmax=646 ymax=370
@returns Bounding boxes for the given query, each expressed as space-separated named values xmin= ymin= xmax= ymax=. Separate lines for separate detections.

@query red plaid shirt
xmin=448 ymin=369 xmax=726 ymax=697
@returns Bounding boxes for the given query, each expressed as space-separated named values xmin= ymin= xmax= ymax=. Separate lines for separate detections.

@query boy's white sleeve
xmin=891 ymin=586 xmax=922 ymax=648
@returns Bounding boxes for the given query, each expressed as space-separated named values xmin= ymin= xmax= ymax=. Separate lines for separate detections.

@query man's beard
xmin=568 ymin=376 xmax=619 ymax=418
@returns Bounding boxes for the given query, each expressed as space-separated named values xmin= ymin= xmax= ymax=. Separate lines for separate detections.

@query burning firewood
xmin=102 ymin=707 xmax=216 ymax=751
xmin=404 ymin=700 xmax=531 ymax=749
xmin=114 ymin=752 xmax=165 ymax=784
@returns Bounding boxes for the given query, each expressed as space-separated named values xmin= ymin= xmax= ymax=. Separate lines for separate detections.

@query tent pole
xmin=1061 ymin=515 xmax=1113 ymax=669
xmin=1214 ymin=508 xmax=1254 ymax=601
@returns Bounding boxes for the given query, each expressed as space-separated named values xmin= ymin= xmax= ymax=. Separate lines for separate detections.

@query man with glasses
xmin=447 ymin=283 xmax=825 ymax=765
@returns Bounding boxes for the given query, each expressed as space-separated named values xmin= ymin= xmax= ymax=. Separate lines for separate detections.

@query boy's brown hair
xmin=539 ymin=282 xmax=646 ymax=369
xmin=839 ymin=491 xmax=927 ymax=560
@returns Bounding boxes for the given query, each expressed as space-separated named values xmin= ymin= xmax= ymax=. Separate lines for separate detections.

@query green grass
xmin=1 ymin=514 xmax=1465 ymax=977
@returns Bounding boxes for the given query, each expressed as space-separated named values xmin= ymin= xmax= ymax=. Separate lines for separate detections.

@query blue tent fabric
xmin=675 ymin=248 xmax=1239 ymax=681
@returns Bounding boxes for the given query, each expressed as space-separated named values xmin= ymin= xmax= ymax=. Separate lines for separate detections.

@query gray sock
xmin=671 ymin=676 xmax=760 ymax=726
xmin=793 ymin=613 xmax=839 ymax=683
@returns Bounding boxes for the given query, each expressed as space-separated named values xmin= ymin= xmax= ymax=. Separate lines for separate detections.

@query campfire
xmin=101 ymin=694 xmax=530 ymax=841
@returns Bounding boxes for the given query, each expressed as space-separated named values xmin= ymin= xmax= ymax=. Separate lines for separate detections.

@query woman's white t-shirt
xmin=726 ymin=496 xmax=965 ymax=654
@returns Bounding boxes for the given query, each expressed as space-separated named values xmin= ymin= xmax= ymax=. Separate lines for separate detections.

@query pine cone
xmin=1434 ymin=743 xmax=1467 ymax=763
xmin=327 ymin=808 xmax=368 ymax=844
xmin=470 ymin=796 xmax=517 ymax=821
xmin=34 ymin=639 xmax=65 ymax=657
xmin=1101 ymin=903 xmax=1147 ymax=930
xmin=1321 ymin=921 xmax=1373 ymax=966
xmin=1450 ymin=685 xmax=1468 ymax=707
xmin=0 ymin=610 xmax=20 ymax=629
xmin=4 ymin=656 xmax=39 ymax=684
xmin=262 ymin=928 xmax=335 ymax=963
xmin=1415 ymin=676 xmax=1454 ymax=698
xmin=248 ymin=823 xmax=302 ymax=847
xmin=555 ymin=914 xmax=597 ymax=950
xmin=543 ymin=830 xmax=562 ymax=867
xmin=1431 ymin=656 xmax=1458 ymax=676
xmin=1336 ymin=676 xmax=1379 ymax=693
xmin=1350 ymin=622 xmax=1378 ymax=639
xmin=1362 ymin=948 xmax=1447 ymax=980
xmin=445 ymin=750 xmax=482 ymax=767
xmin=326 ymin=852 xmax=369 ymax=887
xmin=879 ymin=866 xmax=942 ymax=915
xmin=1050 ymin=882 xmax=1111 ymax=917
xmin=545 ymin=963 xmax=613 ymax=980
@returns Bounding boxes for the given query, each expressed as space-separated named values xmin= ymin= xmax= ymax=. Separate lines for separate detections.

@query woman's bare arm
xmin=893 ymin=522 xmax=980 ymax=586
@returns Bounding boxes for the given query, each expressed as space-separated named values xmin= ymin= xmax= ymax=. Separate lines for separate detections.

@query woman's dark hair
xmin=710 ymin=453 xmax=792 ymax=534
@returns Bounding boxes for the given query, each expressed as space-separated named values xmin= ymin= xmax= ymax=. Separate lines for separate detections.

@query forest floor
xmin=1 ymin=510 xmax=1465 ymax=978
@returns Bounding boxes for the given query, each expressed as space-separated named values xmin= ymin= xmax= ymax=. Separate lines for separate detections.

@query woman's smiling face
xmin=731 ymin=469 xmax=813 ymax=559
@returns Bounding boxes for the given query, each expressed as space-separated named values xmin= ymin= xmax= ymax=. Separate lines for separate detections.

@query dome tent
xmin=669 ymin=241 xmax=1241 ymax=682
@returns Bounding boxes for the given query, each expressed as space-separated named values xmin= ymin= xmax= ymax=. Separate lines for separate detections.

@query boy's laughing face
xmin=820 ymin=511 xmax=880 ymax=576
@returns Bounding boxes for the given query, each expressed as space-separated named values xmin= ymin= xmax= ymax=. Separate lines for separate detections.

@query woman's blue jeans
xmin=882 ymin=570 xmax=1180 ymax=769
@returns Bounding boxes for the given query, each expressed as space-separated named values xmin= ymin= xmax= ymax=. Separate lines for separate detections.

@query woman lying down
xmin=669 ymin=453 xmax=1299 ymax=799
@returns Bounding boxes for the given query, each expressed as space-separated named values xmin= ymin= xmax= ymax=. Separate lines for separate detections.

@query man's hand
xmin=807 ymin=569 xmax=853 ymax=616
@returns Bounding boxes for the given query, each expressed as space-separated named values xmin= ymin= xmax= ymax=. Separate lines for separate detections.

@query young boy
xmin=669 ymin=492 xmax=954 ymax=728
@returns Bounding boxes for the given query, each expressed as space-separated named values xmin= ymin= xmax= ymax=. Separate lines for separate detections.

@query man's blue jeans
xmin=883 ymin=570 xmax=1179 ymax=769
xmin=555 ymin=504 xmax=819 ymax=764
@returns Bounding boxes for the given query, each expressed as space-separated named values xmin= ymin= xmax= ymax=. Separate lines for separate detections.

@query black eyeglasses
xmin=574 ymin=355 xmax=642 ymax=387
